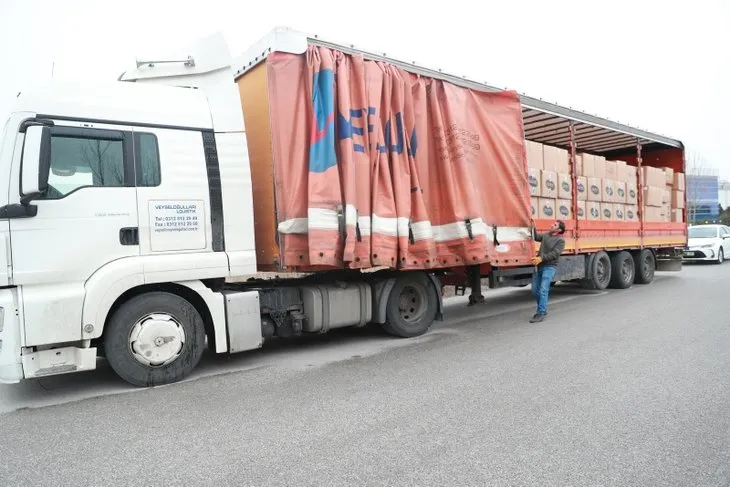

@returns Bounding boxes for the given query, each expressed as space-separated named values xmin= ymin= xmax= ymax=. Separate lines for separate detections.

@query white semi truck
xmin=0 ymin=28 xmax=685 ymax=387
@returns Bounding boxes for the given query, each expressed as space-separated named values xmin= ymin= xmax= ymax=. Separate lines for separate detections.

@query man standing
xmin=529 ymin=220 xmax=566 ymax=323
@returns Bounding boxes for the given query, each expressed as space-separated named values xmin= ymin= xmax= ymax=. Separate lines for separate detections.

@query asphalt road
xmin=1 ymin=263 xmax=729 ymax=486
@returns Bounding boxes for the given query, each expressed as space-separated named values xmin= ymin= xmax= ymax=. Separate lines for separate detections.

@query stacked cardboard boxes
xmin=527 ymin=141 xmax=572 ymax=220
xmin=577 ymin=154 xmax=638 ymax=221
xmin=641 ymin=166 xmax=686 ymax=222
xmin=525 ymin=140 xmax=685 ymax=224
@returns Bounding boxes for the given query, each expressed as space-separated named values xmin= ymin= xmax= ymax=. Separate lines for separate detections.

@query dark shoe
xmin=529 ymin=313 xmax=545 ymax=323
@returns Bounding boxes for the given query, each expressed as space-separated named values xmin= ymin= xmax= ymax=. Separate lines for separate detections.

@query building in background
xmin=687 ymin=172 xmax=720 ymax=223
xmin=719 ymin=180 xmax=730 ymax=209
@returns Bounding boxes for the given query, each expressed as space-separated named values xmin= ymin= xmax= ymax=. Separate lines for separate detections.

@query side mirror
xmin=20 ymin=125 xmax=51 ymax=204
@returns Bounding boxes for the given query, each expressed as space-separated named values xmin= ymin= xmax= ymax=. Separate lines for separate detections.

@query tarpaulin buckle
xmin=336 ymin=205 xmax=346 ymax=241
xmin=492 ymin=225 xmax=500 ymax=246
xmin=465 ymin=218 xmax=474 ymax=240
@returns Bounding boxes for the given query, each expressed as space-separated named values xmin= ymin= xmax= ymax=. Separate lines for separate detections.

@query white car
xmin=683 ymin=224 xmax=730 ymax=264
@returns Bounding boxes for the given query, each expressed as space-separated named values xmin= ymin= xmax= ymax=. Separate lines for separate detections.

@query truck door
xmin=9 ymin=123 xmax=140 ymax=346
xmin=132 ymin=128 xmax=226 ymax=271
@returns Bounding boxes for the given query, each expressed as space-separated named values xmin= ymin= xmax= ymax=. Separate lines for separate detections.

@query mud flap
xmin=656 ymin=248 xmax=683 ymax=272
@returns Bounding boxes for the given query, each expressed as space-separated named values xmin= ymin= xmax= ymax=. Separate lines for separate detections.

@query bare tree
xmin=81 ymin=140 xmax=124 ymax=187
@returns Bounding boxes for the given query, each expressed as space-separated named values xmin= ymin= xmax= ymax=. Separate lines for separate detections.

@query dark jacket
xmin=533 ymin=229 xmax=565 ymax=267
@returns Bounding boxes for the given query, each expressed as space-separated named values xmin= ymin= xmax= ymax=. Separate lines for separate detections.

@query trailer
xmin=0 ymin=27 xmax=685 ymax=387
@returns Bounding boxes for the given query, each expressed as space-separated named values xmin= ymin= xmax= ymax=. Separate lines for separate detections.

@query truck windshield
xmin=688 ymin=227 xmax=718 ymax=238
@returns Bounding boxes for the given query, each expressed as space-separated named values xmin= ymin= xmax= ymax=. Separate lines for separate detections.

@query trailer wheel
xmin=633 ymin=249 xmax=656 ymax=284
xmin=609 ymin=251 xmax=635 ymax=289
xmin=104 ymin=292 xmax=206 ymax=387
xmin=382 ymin=273 xmax=438 ymax=338
xmin=581 ymin=251 xmax=612 ymax=290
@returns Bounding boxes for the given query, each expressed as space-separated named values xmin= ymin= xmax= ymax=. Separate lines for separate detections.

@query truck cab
xmin=0 ymin=48 xmax=262 ymax=384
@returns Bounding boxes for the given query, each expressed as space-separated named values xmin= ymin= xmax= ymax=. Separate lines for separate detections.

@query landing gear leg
xmin=467 ymin=265 xmax=485 ymax=306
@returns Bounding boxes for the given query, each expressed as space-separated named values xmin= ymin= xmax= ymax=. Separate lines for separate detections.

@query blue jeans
xmin=531 ymin=266 xmax=556 ymax=314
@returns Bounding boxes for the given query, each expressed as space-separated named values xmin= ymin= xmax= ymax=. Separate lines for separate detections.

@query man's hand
xmin=531 ymin=256 xmax=542 ymax=266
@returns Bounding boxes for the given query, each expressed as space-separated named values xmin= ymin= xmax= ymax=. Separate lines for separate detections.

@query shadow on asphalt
xmin=0 ymin=281 xmax=616 ymax=410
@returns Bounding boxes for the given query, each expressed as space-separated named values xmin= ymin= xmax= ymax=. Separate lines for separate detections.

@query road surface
xmin=1 ymin=263 xmax=728 ymax=486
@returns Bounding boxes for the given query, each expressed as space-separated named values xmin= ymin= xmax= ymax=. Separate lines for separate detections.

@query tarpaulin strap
xmin=408 ymin=220 xmax=415 ymax=244
xmin=355 ymin=209 xmax=362 ymax=242
xmin=465 ymin=218 xmax=474 ymax=240
xmin=492 ymin=225 xmax=500 ymax=246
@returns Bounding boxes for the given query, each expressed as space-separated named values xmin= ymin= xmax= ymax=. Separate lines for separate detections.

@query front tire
xmin=716 ymin=248 xmax=724 ymax=265
xmin=381 ymin=273 xmax=438 ymax=338
xmin=104 ymin=292 xmax=206 ymax=387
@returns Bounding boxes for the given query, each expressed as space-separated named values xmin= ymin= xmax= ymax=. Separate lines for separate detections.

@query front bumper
xmin=682 ymin=247 xmax=719 ymax=261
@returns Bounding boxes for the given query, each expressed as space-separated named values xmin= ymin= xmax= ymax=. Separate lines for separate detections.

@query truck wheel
xmin=633 ymin=249 xmax=655 ymax=284
xmin=609 ymin=251 xmax=635 ymax=289
xmin=581 ymin=251 xmax=612 ymax=290
xmin=104 ymin=292 xmax=206 ymax=387
xmin=382 ymin=273 xmax=438 ymax=338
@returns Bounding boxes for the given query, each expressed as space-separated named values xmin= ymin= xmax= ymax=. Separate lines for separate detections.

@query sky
xmin=1 ymin=0 xmax=728 ymax=178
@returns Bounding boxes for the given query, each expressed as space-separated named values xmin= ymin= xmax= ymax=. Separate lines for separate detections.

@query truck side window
xmin=43 ymin=134 xmax=125 ymax=199
xmin=135 ymin=133 xmax=161 ymax=187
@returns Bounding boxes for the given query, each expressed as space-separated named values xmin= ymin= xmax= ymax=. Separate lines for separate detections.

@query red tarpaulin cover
xmin=264 ymin=45 xmax=534 ymax=271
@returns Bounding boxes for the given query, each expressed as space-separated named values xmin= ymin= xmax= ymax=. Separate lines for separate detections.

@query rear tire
xmin=581 ymin=251 xmax=612 ymax=290
xmin=633 ymin=249 xmax=655 ymax=284
xmin=381 ymin=273 xmax=438 ymax=338
xmin=609 ymin=251 xmax=635 ymax=289
xmin=104 ymin=292 xmax=206 ymax=387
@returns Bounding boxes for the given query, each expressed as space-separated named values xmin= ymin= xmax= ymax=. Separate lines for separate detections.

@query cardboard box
xmin=556 ymin=199 xmax=573 ymax=219
xmin=644 ymin=206 xmax=664 ymax=222
xmin=593 ymin=156 xmax=607 ymax=179
xmin=674 ymin=172 xmax=685 ymax=191
xmin=586 ymin=201 xmax=601 ymax=220
xmin=558 ymin=173 xmax=572 ymax=199
xmin=616 ymin=160 xmax=627 ymax=179
xmin=530 ymin=197 xmax=539 ymax=219
xmin=662 ymin=167 xmax=674 ymax=186
xmin=641 ymin=166 xmax=665 ymax=188
xmin=580 ymin=153 xmax=595 ymax=177
xmin=525 ymin=140 xmax=543 ymax=169
xmin=662 ymin=203 xmax=671 ymax=222
xmin=541 ymin=170 xmax=557 ymax=198
xmin=614 ymin=204 xmax=626 ymax=221
xmin=576 ymin=176 xmax=587 ymax=201
xmin=602 ymin=179 xmax=616 ymax=203
xmin=605 ymin=160 xmax=619 ymax=180
xmin=644 ymin=186 xmax=664 ymax=207
xmin=538 ymin=198 xmax=556 ymax=219
xmin=527 ymin=167 xmax=540 ymax=196
xmin=600 ymin=202 xmax=614 ymax=220
xmin=662 ymin=188 xmax=670 ymax=205
xmin=672 ymin=209 xmax=683 ymax=223
xmin=626 ymin=205 xmax=638 ymax=222
xmin=577 ymin=200 xmax=586 ymax=219
xmin=627 ymin=181 xmax=638 ymax=204
xmin=671 ymin=190 xmax=685 ymax=209
xmin=575 ymin=154 xmax=583 ymax=177
xmin=544 ymin=145 xmax=570 ymax=174
xmin=621 ymin=164 xmax=637 ymax=182
xmin=587 ymin=177 xmax=602 ymax=201
xmin=615 ymin=181 xmax=627 ymax=204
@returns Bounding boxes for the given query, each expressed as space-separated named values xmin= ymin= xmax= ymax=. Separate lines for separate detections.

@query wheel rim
xmin=643 ymin=253 xmax=655 ymax=279
xmin=597 ymin=257 xmax=609 ymax=284
xmin=398 ymin=285 xmax=428 ymax=323
xmin=129 ymin=313 xmax=186 ymax=367
xmin=621 ymin=258 xmax=634 ymax=283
